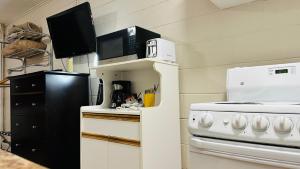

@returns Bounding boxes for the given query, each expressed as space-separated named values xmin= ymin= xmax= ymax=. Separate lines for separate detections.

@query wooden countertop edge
xmin=0 ymin=150 xmax=47 ymax=169
xmin=82 ymin=112 xmax=140 ymax=122
xmin=82 ymin=132 xmax=141 ymax=147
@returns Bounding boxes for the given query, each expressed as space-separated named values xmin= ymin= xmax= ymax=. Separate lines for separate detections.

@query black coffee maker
xmin=111 ymin=80 xmax=131 ymax=108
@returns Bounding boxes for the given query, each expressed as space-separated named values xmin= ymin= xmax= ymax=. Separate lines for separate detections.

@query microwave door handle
xmin=153 ymin=45 xmax=157 ymax=57
xmin=190 ymin=137 xmax=300 ymax=169
xmin=150 ymin=46 xmax=153 ymax=57
xmin=147 ymin=44 xmax=152 ymax=57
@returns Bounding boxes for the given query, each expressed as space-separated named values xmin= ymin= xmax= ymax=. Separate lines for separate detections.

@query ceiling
xmin=0 ymin=0 xmax=49 ymax=24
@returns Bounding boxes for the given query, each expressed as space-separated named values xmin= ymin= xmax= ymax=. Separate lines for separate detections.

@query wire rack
xmin=1 ymin=29 xmax=53 ymax=73
xmin=4 ymin=48 xmax=47 ymax=60
xmin=0 ymin=131 xmax=11 ymax=151
xmin=6 ymin=30 xmax=49 ymax=43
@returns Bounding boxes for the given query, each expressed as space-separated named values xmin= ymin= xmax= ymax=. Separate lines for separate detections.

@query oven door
xmin=189 ymin=136 xmax=300 ymax=169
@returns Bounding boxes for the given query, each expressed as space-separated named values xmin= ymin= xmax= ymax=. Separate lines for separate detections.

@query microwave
xmin=96 ymin=26 xmax=160 ymax=64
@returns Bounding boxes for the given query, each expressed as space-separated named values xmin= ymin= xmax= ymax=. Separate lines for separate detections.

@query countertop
xmin=0 ymin=150 xmax=46 ymax=169
xmin=81 ymin=105 xmax=141 ymax=115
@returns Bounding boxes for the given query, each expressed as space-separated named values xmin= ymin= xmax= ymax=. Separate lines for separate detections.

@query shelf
xmin=0 ymin=85 xmax=9 ymax=88
xmin=6 ymin=30 xmax=48 ymax=43
xmin=81 ymin=106 xmax=141 ymax=115
xmin=4 ymin=48 xmax=48 ymax=60
xmin=2 ymin=28 xmax=53 ymax=73
xmin=0 ymin=40 xmax=8 ymax=44
xmin=81 ymin=57 xmax=181 ymax=169
xmin=91 ymin=58 xmax=177 ymax=71
xmin=4 ymin=48 xmax=50 ymax=73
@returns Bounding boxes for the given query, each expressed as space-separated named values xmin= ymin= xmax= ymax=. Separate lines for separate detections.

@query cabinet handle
xmin=15 ymin=123 xmax=20 ymax=127
xmin=32 ymin=102 xmax=37 ymax=106
xmin=32 ymin=125 xmax=37 ymax=129
xmin=31 ymin=148 xmax=36 ymax=152
xmin=31 ymin=83 xmax=36 ymax=87
xmin=82 ymin=132 xmax=141 ymax=147
xmin=15 ymin=144 xmax=20 ymax=147
xmin=15 ymin=102 xmax=20 ymax=106
xmin=15 ymin=85 xmax=19 ymax=89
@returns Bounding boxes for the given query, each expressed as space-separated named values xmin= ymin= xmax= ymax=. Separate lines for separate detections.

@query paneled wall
xmin=5 ymin=0 xmax=300 ymax=168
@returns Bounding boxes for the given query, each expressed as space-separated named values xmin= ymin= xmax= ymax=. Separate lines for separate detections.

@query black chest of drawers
xmin=9 ymin=71 xmax=89 ymax=169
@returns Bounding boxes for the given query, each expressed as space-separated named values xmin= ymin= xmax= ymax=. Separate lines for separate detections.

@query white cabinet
xmin=81 ymin=112 xmax=141 ymax=169
xmin=81 ymin=136 xmax=140 ymax=169
xmin=108 ymin=142 xmax=140 ymax=169
xmin=81 ymin=59 xmax=181 ymax=169
xmin=81 ymin=138 xmax=108 ymax=169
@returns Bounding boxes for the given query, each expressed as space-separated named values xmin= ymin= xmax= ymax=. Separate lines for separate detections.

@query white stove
xmin=189 ymin=102 xmax=300 ymax=147
xmin=189 ymin=63 xmax=300 ymax=169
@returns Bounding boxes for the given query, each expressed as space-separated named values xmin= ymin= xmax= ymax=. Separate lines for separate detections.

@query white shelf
xmin=81 ymin=57 xmax=181 ymax=169
xmin=91 ymin=58 xmax=177 ymax=71
xmin=81 ymin=106 xmax=141 ymax=115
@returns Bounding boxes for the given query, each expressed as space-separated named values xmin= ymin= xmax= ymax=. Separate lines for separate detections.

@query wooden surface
xmin=82 ymin=132 xmax=141 ymax=147
xmin=83 ymin=112 xmax=140 ymax=122
xmin=0 ymin=150 xmax=46 ymax=169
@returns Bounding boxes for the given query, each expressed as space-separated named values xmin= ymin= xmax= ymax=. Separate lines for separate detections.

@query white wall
xmin=5 ymin=0 xmax=300 ymax=168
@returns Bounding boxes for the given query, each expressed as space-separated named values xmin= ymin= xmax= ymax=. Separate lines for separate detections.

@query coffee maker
xmin=111 ymin=80 xmax=131 ymax=108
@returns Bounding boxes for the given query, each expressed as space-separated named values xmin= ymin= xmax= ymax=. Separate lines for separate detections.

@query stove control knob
xmin=232 ymin=114 xmax=247 ymax=130
xmin=274 ymin=116 xmax=293 ymax=134
xmin=198 ymin=112 xmax=214 ymax=128
xmin=252 ymin=115 xmax=269 ymax=131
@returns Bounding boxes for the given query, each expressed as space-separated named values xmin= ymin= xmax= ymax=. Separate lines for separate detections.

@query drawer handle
xmin=15 ymin=123 xmax=20 ymax=127
xmin=32 ymin=102 xmax=37 ymax=106
xmin=32 ymin=125 xmax=37 ymax=129
xmin=82 ymin=132 xmax=141 ymax=147
xmin=31 ymin=83 xmax=36 ymax=87
xmin=15 ymin=143 xmax=20 ymax=147
xmin=31 ymin=148 xmax=36 ymax=152
xmin=15 ymin=85 xmax=19 ymax=89
xmin=15 ymin=102 xmax=20 ymax=106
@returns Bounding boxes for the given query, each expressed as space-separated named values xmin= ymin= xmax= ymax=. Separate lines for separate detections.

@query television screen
xmin=47 ymin=2 xmax=96 ymax=58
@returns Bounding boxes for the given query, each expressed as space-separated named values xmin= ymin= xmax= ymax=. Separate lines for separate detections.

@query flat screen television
xmin=47 ymin=2 xmax=96 ymax=58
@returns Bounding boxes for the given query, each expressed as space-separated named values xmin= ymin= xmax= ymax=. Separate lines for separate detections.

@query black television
xmin=47 ymin=2 xmax=96 ymax=58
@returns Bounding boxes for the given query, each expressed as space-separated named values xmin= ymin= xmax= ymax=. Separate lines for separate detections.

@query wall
xmin=0 ymin=24 xmax=4 ymax=131
xmin=5 ymin=0 xmax=300 ymax=168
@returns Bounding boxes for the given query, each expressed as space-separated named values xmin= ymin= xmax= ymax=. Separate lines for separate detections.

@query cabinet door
xmin=82 ymin=138 xmax=108 ymax=169
xmin=108 ymin=142 xmax=140 ymax=169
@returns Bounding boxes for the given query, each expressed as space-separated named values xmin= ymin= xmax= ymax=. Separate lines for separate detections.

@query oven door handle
xmin=190 ymin=137 xmax=300 ymax=169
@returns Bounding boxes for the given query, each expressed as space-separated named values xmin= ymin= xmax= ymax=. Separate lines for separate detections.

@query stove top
xmin=215 ymin=102 xmax=300 ymax=105
xmin=190 ymin=102 xmax=300 ymax=114
xmin=189 ymin=101 xmax=300 ymax=148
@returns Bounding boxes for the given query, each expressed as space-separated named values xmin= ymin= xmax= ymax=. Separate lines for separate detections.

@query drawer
xmin=12 ymin=141 xmax=47 ymax=165
xmin=11 ymin=141 xmax=31 ymax=157
xmin=11 ymin=115 xmax=31 ymax=141
xmin=11 ymin=95 xmax=45 ymax=115
xmin=11 ymin=114 xmax=45 ymax=142
xmin=82 ymin=113 xmax=140 ymax=141
xmin=28 ymin=114 xmax=45 ymax=141
xmin=26 ymin=142 xmax=47 ymax=165
xmin=10 ymin=75 xmax=44 ymax=94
